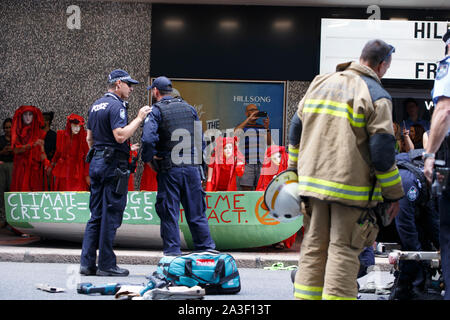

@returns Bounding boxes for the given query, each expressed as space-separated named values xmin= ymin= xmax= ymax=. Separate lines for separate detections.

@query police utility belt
xmin=85 ymin=146 xmax=130 ymax=196
xmin=151 ymin=156 xmax=196 ymax=171
xmin=151 ymin=156 xmax=206 ymax=181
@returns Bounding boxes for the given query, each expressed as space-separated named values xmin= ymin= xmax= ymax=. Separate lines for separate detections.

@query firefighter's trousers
xmin=294 ymin=197 xmax=373 ymax=300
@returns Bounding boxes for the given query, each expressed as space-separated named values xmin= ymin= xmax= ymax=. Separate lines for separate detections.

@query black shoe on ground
xmin=291 ymin=269 xmax=297 ymax=284
xmin=79 ymin=265 xmax=97 ymax=276
xmin=96 ymin=266 xmax=129 ymax=277
xmin=389 ymin=284 xmax=411 ymax=300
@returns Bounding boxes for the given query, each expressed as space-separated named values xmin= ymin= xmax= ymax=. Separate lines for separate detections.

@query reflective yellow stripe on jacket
xmin=298 ymin=176 xmax=383 ymax=202
xmin=288 ymin=146 xmax=299 ymax=162
xmin=294 ymin=283 xmax=323 ymax=300
xmin=303 ymin=99 xmax=366 ymax=128
xmin=376 ymin=168 xmax=401 ymax=188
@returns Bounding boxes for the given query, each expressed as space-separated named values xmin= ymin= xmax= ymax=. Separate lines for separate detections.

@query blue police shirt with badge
xmin=395 ymin=152 xmax=423 ymax=203
xmin=433 ymin=55 xmax=450 ymax=105
xmin=406 ymin=184 xmax=419 ymax=202
xmin=87 ymin=92 xmax=129 ymax=154
xmin=432 ymin=55 xmax=450 ymax=140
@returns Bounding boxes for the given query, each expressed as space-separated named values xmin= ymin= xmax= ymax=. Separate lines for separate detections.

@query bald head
xmin=360 ymin=39 xmax=394 ymax=68
xmin=359 ymin=39 xmax=395 ymax=79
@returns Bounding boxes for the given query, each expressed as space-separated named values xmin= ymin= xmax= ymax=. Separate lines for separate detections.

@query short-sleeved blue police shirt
xmin=432 ymin=56 xmax=450 ymax=105
xmin=87 ymin=92 xmax=129 ymax=154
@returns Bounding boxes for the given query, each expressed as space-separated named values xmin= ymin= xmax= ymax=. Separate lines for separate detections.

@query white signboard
xmin=320 ymin=19 xmax=449 ymax=80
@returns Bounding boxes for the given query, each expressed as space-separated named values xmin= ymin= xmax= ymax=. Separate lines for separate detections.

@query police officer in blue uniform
xmin=424 ymin=28 xmax=450 ymax=300
xmin=390 ymin=150 xmax=440 ymax=300
xmin=80 ymin=69 xmax=152 ymax=276
xmin=141 ymin=76 xmax=216 ymax=256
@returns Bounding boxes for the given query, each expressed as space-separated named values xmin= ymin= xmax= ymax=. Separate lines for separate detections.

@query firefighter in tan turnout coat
xmin=288 ymin=39 xmax=404 ymax=300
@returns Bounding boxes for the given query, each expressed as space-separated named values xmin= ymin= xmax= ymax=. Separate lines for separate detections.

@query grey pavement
xmin=0 ymin=227 xmax=397 ymax=303
xmin=0 ymin=261 xmax=394 ymax=300
xmin=0 ymin=227 xmax=392 ymax=270
xmin=0 ymin=245 xmax=392 ymax=270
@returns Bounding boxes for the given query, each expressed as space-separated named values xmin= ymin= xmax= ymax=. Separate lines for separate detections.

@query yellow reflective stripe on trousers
xmin=294 ymin=283 xmax=323 ymax=300
xmin=298 ymin=176 xmax=383 ymax=201
xmin=288 ymin=146 xmax=299 ymax=162
xmin=322 ymin=294 xmax=357 ymax=301
xmin=303 ymin=99 xmax=366 ymax=128
xmin=376 ymin=168 xmax=401 ymax=188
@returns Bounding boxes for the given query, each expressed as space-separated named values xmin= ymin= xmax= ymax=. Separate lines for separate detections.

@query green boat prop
xmin=5 ymin=191 xmax=302 ymax=250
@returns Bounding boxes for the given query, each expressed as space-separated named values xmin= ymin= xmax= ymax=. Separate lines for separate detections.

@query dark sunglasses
xmin=382 ymin=45 xmax=395 ymax=63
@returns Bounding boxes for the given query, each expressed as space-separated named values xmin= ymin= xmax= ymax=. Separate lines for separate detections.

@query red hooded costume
xmin=10 ymin=105 xmax=49 ymax=191
xmin=206 ymin=136 xmax=245 ymax=192
xmin=256 ymin=145 xmax=288 ymax=191
xmin=51 ymin=114 xmax=89 ymax=191
xmin=140 ymin=163 xmax=158 ymax=191
xmin=256 ymin=145 xmax=298 ymax=249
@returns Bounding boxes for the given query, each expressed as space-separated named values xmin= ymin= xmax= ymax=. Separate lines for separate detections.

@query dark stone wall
xmin=0 ymin=0 xmax=152 ymax=188
xmin=286 ymin=81 xmax=310 ymax=142
xmin=0 ymin=0 xmax=152 ymax=137
xmin=0 ymin=0 xmax=308 ymax=187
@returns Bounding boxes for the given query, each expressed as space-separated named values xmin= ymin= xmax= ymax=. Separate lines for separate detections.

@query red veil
xmin=206 ymin=136 xmax=245 ymax=192
xmin=51 ymin=114 xmax=89 ymax=191
xmin=10 ymin=105 xmax=48 ymax=191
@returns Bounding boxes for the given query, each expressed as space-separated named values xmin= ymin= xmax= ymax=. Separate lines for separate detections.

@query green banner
xmin=5 ymin=191 xmax=303 ymax=249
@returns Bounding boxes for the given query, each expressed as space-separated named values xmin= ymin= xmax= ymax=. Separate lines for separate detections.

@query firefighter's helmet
xmin=263 ymin=169 xmax=302 ymax=223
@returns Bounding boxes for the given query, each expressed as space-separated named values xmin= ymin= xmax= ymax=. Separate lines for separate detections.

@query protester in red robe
xmin=206 ymin=136 xmax=245 ymax=192
xmin=140 ymin=163 xmax=158 ymax=191
xmin=256 ymin=145 xmax=288 ymax=192
xmin=10 ymin=105 xmax=49 ymax=191
xmin=257 ymin=145 xmax=298 ymax=249
xmin=51 ymin=114 xmax=89 ymax=191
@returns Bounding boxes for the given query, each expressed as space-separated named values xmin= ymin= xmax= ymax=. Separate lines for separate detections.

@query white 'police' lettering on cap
xmin=109 ymin=76 xmax=132 ymax=83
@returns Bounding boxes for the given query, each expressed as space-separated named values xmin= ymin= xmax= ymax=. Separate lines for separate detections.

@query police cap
xmin=147 ymin=76 xmax=173 ymax=92
xmin=108 ymin=69 xmax=139 ymax=84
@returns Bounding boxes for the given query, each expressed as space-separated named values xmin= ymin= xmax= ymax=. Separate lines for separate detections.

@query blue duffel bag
xmin=155 ymin=251 xmax=241 ymax=294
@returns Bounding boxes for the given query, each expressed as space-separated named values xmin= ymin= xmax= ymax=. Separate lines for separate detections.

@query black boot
xmin=389 ymin=270 xmax=411 ymax=300
xmin=389 ymin=283 xmax=411 ymax=300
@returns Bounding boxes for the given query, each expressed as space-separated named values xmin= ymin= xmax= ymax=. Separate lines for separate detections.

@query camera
xmin=256 ymin=111 xmax=267 ymax=118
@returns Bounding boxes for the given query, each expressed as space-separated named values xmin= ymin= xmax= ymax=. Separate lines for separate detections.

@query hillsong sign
xmin=320 ymin=19 xmax=449 ymax=80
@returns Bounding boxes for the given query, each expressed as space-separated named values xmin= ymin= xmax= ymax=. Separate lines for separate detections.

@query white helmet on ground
xmin=263 ymin=169 xmax=302 ymax=223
